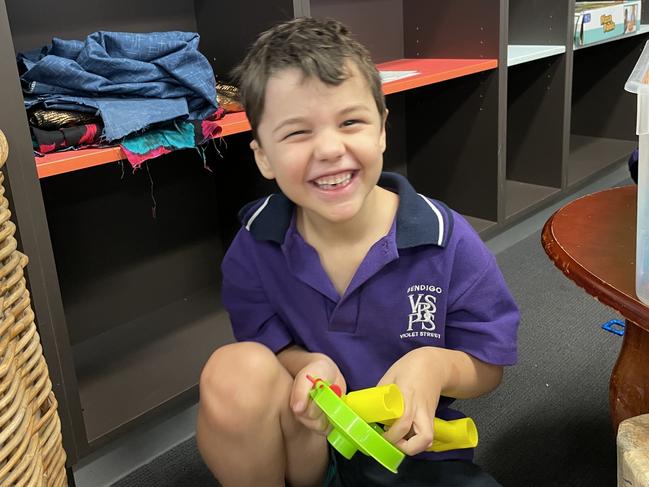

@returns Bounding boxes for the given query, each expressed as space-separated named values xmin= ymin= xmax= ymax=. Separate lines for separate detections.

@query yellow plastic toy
xmin=343 ymin=384 xmax=478 ymax=452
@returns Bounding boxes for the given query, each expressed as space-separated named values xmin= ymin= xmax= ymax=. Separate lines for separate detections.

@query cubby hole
xmin=6 ymin=0 xmax=198 ymax=53
xmin=508 ymin=0 xmax=568 ymax=51
xmin=505 ymin=55 xmax=564 ymax=221
xmin=406 ymin=71 xmax=500 ymax=235
xmin=39 ymin=151 xmax=226 ymax=445
xmin=569 ymin=34 xmax=648 ymax=187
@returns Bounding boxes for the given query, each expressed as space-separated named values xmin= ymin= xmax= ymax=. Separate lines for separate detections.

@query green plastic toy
xmin=308 ymin=378 xmax=479 ymax=473
xmin=308 ymin=377 xmax=405 ymax=473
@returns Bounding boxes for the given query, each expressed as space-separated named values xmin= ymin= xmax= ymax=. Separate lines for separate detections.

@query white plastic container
xmin=625 ymin=40 xmax=649 ymax=305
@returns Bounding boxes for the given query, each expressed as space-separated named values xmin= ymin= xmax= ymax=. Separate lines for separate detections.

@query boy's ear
xmin=250 ymin=139 xmax=275 ymax=180
xmin=380 ymin=109 xmax=389 ymax=153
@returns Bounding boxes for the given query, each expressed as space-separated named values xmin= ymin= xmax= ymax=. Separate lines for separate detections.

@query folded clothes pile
xmin=18 ymin=31 xmax=234 ymax=168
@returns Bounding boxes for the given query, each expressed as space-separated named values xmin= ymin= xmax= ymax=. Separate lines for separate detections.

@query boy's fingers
xmin=382 ymin=387 xmax=414 ymax=444
xmin=396 ymin=408 xmax=434 ymax=456
xmin=290 ymin=374 xmax=314 ymax=413
xmin=382 ymin=403 xmax=414 ymax=445
xmin=302 ymin=398 xmax=324 ymax=420
xmin=298 ymin=414 xmax=331 ymax=436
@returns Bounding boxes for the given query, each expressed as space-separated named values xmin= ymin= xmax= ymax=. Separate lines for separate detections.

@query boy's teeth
xmin=314 ymin=172 xmax=352 ymax=188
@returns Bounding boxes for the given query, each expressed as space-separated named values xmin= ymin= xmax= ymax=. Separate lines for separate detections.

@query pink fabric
xmin=201 ymin=107 xmax=225 ymax=140
xmin=121 ymin=145 xmax=173 ymax=167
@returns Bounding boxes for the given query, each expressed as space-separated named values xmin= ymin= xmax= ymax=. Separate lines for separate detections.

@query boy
xmin=197 ymin=17 xmax=519 ymax=487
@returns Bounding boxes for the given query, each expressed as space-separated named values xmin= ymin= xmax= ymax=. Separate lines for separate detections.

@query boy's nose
xmin=313 ymin=131 xmax=345 ymax=162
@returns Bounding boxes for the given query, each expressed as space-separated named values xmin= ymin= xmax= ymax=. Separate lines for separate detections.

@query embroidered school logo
xmin=400 ymin=284 xmax=443 ymax=340
xmin=408 ymin=293 xmax=436 ymax=331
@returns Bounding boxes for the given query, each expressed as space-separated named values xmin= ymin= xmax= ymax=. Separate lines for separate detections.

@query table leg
xmin=609 ymin=320 xmax=649 ymax=430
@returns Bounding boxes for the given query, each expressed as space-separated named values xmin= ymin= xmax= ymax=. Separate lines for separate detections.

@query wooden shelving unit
xmin=1 ymin=0 xmax=647 ymax=467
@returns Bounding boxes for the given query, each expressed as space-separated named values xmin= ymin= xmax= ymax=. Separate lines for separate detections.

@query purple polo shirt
xmin=222 ymin=172 xmax=519 ymax=461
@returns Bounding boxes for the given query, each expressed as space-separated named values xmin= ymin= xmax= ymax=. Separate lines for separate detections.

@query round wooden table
xmin=542 ymin=185 xmax=649 ymax=430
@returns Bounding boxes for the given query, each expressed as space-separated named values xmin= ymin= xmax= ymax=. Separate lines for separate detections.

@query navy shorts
xmin=323 ymin=448 xmax=502 ymax=487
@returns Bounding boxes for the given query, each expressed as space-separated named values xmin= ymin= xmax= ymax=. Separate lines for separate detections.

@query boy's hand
xmin=290 ymin=355 xmax=347 ymax=436
xmin=377 ymin=347 xmax=444 ymax=456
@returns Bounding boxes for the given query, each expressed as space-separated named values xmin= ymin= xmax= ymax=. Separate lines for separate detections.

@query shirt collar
xmin=239 ymin=172 xmax=453 ymax=248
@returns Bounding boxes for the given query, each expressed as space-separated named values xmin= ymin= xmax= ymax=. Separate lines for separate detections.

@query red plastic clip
xmin=306 ymin=375 xmax=342 ymax=397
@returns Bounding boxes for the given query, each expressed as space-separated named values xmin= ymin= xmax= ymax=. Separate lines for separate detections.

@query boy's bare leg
xmin=197 ymin=342 xmax=329 ymax=487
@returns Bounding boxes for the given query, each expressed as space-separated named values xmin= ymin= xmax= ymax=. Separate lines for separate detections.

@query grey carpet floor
xmin=113 ymin=229 xmax=624 ymax=487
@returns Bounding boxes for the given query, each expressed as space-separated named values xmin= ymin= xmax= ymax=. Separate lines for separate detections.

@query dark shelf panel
xmin=465 ymin=216 xmax=497 ymax=236
xmin=568 ymin=135 xmax=636 ymax=187
xmin=73 ymin=286 xmax=234 ymax=443
xmin=505 ymin=180 xmax=561 ymax=220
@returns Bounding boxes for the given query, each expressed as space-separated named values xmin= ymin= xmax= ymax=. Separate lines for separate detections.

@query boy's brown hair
xmin=232 ymin=17 xmax=386 ymax=140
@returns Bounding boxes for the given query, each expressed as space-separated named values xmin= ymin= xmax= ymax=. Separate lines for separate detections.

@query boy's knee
xmin=199 ymin=342 xmax=287 ymax=427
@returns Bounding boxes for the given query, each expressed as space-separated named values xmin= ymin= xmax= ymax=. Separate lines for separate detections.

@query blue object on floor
xmin=601 ymin=319 xmax=625 ymax=336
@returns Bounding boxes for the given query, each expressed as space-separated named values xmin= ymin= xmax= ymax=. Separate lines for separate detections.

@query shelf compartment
xmin=74 ymin=286 xmax=233 ymax=444
xmin=568 ymin=135 xmax=636 ymax=187
xmin=509 ymin=0 xmax=568 ymax=48
xmin=505 ymin=180 xmax=560 ymax=220
xmin=308 ymin=1 xmax=500 ymax=60
xmin=406 ymin=69 xmax=500 ymax=224
xmin=507 ymin=54 xmax=566 ymax=192
xmin=39 ymin=154 xmax=234 ymax=452
xmin=574 ymin=24 xmax=649 ymax=51
xmin=507 ymin=45 xmax=565 ymax=67
xmin=570 ymin=32 xmax=642 ymax=183
xmin=571 ymin=32 xmax=642 ymax=142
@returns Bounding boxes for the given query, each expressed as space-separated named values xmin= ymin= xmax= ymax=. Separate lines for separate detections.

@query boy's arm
xmin=277 ymin=344 xmax=326 ymax=377
xmin=431 ymin=347 xmax=503 ymax=399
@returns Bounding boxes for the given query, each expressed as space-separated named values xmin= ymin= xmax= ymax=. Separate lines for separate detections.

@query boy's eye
xmin=283 ymin=130 xmax=308 ymax=140
xmin=342 ymin=119 xmax=362 ymax=127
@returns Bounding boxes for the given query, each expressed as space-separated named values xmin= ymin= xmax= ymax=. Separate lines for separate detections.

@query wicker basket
xmin=0 ymin=129 xmax=67 ymax=486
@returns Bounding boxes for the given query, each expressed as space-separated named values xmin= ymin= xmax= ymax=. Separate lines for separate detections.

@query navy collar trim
xmin=239 ymin=172 xmax=453 ymax=248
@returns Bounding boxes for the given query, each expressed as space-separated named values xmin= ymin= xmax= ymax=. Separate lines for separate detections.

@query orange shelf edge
xmin=219 ymin=111 xmax=251 ymax=137
xmin=36 ymin=147 xmax=125 ymax=178
xmin=378 ymin=58 xmax=498 ymax=95
xmin=34 ymin=58 xmax=497 ymax=179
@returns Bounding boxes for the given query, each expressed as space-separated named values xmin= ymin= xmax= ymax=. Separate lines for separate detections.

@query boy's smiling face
xmin=251 ymin=62 xmax=387 ymax=226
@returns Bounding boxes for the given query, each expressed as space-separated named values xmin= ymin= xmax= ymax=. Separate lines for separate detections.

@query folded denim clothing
xmin=18 ymin=31 xmax=217 ymax=141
